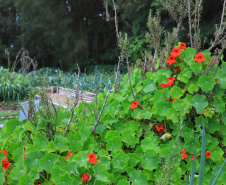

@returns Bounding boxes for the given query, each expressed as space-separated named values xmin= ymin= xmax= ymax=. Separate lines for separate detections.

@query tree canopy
xmin=0 ymin=0 xmax=224 ymax=72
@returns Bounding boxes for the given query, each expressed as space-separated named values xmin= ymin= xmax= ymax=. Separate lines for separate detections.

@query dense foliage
xmin=0 ymin=67 xmax=30 ymax=101
xmin=30 ymin=66 xmax=122 ymax=93
xmin=0 ymin=45 xmax=225 ymax=184
xmin=0 ymin=0 xmax=223 ymax=71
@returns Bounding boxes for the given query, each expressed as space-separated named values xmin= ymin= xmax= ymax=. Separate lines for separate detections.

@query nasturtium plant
xmin=0 ymin=45 xmax=225 ymax=185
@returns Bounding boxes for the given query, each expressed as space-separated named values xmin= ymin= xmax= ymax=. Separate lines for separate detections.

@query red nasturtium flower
xmin=0 ymin=149 xmax=7 ymax=156
xmin=171 ymin=98 xmax=177 ymax=103
xmin=82 ymin=174 xmax=89 ymax=183
xmin=130 ymin=117 xmax=136 ymax=121
xmin=180 ymin=149 xmax=186 ymax=154
xmin=181 ymin=153 xmax=188 ymax=160
xmin=214 ymin=79 xmax=218 ymax=82
xmin=3 ymin=161 xmax=10 ymax=170
xmin=206 ymin=151 xmax=211 ymax=158
xmin=155 ymin=125 xmax=165 ymax=133
xmin=167 ymin=77 xmax=175 ymax=86
xmin=88 ymin=152 xmax=97 ymax=164
xmin=167 ymin=97 xmax=170 ymax=100
xmin=130 ymin=101 xmax=139 ymax=109
xmin=24 ymin=154 xmax=26 ymax=160
xmin=166 ymin=55 xmax=176 ymax=65
xmin=159 ymin=83 xmax=168 ymax=88
xmin=66 ymin=151 xmax=73 ymax=160
xmin=175 ymin=66 xmax=180 ymax=73
xmin=121 ymin=148 xmax=123 ymax=150
xmin=2 ymin=157 xmax=8 ymax=163
xmin=179 ymin=43 xmax=186 ymax=50
xmin=171 ymin=47 xmax=181 ymax=58
xmin=195 ymin=53 xmax=206 ymax=63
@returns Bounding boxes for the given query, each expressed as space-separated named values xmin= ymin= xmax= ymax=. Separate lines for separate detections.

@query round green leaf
xmin=128 ymin=153 xmax=140 ymax=167
xmin=56 ymin=173 xmax=74 ymax=185
xmin=24 ymin=151 xmax=43 ymax=172
xmin=216 ymin=73 xmax=226 ymax=89
xmin=53 ymin=135 xmax=69 ymax=153
xmin=33 ymin=134 xmax=49 ymax=151
xmin=141 ymin=136 xmax=160 ymax=152
xmin=141 ymin=107 xmax=154 ymax=119
xmin=190 ymin=63 xmax=202 ymax=75
xmin=206 ymin=119 xmax=220 ymax=133
xmin=166 ymin=108 xmax=179 ymax=123
xmin=170 ymin=86 xmax=183 ymax=99
xmin=141 ymin=149 xmax=160 ymax=171
xmin=221 ymin=62 xmax=226 ymax=73
xmin=93 ymin=163 xmax=110 ymax=183
xmin=181 ymin=127 xmax=194 ymax=141
xmin=153 ymin=89 xmax=170 ymax=104
xmin=51 ymin=165 xmax=66 ymax=183
xmin=209 ymin=146 xmax=224 ymax=162
xmin=105 ymin=130 xmax=121 ymax=140
xmin=188 ymin=84 xmax=199 ymax=94
xmin=155 ymin=101 xmax=172 ymax=116
xmin=197 ymin=75 xmax=216 ymax=91
xmin=73 ymin=151 xmax=88 ymax=168
xmin=112 ymin=151 xmax=129 ymax=169
xmin=0 ymin=167 xmax=6 ymax=184
xmin=39 ymin=153 xmax=59 ymax=173
xmin=19 ymin=174 xmax=33 ymax=185
xmin=178 ymin=68 xmax=192 ymax=83
xmin=131 ymin=108 xmax=142 ymax=119
xmin=121 ymin=128 xmax=135 ymax=146
xmin=117 ymin=179 xmax=130 ymax=185
xmin=106 ymin=136 xmax=122 ymax=153
xmin=213 ymin=100 xmax=225 ymax=113
xmin=143 ymin=79 xmax=156 ymax=93
xmin=190 ymin=94 xmax=208 ymax=114
xmin=129 ymin=170 xmax=148 ymax=185
xmin=10 ymin=164 xmax=26 ymax=180
xmin=69 ymin=132 xmax=85 ymax=153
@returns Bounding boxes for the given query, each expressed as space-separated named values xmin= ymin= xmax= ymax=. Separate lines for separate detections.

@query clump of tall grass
xmin=0 ymin=67 xmax=31 ymax=101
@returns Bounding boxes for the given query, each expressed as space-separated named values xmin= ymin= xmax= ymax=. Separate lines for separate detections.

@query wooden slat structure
xmin=34 ymin=86 xmax=96 ymax=103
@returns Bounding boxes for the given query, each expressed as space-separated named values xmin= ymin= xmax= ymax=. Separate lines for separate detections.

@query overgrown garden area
xmin=0 ymin=0 xmax=226 ymax=184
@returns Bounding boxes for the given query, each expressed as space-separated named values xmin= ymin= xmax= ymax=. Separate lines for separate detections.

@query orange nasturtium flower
xmin=130 ymin=101 xmax=139 ymax=109
xmin=88 ymin=152 xmax=97 ymax=164
xmin=206 ymin=151 xmax=211 ymax=158
xmin=171 ymin=47 xmax=181 ymax=58
xmin=24 ymin=154 xmax=26 ymax=160
xmin=167 ymin=77 xmax=175 ymax=86
xmin=195 ymin=53 xmax=206 ymax=63
xmin=82 ymin=174 xmax=89 ymax=183
xmin=166 ymin=55 xmax=176 ymax=65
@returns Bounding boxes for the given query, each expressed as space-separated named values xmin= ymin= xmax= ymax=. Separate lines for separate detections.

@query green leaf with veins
xmin=197 ymin=75 xmax=216 ymax=91
xmin=189 ymin=94 xmax=208 ymax=114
